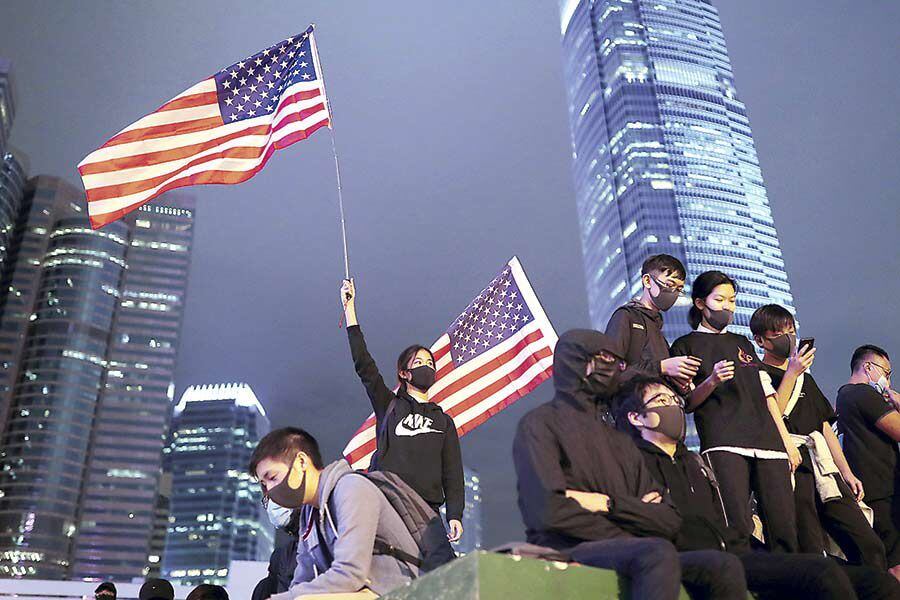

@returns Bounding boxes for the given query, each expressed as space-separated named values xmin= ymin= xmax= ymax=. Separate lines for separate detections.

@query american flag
xmin=78 ymin=26 xmax=330 ymax=228
xmin=343 ymin=257 xmax=558 ymax=470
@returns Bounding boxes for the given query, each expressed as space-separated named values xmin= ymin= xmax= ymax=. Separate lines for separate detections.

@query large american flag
xmin=343 ymin=257 xmax=558 ymax=470
xmin=78 ymin=26 xmax=330 ymax=228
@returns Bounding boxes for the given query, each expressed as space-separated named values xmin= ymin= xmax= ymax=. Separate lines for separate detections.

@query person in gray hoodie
xmin=250 ymin=427 xmax=420 ymax=598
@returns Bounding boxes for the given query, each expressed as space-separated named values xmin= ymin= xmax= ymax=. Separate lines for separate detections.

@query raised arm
xmin=342 ymin=279 xmax=395 ymax=419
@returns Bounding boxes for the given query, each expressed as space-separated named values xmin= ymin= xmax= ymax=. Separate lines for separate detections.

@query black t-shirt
xmin=836 ymin=383 xmax=900 ymax=501
xmin=670 ymin=331 xmax=783 ymax=453
xmin=762 ymin=365 xmax=836 ymax=436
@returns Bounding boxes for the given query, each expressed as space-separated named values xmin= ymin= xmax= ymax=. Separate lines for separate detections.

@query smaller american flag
xmin=78 ymin=25 xmax=330 ymax=228
xmin=343 ymin=257 xmax=558 ymax=470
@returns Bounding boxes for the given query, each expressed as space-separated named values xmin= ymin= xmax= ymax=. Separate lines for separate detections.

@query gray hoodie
xmin=270 ymin=460 xmax=420 ymax=598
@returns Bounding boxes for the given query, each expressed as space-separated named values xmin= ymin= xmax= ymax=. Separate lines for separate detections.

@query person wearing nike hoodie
xmin=250 ymin=427 xmax=420 ymax=598
xmin=617 ymin=374 xmax=900 ymax=600
xmin=513 ymin=328 xmax=747 ymax=600
xmin=341 ymin=279 xmax=465 ymax=542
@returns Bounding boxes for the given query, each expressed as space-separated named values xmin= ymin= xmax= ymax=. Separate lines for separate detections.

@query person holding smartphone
xmin=341 ymin=278 xmax=464 ymax=544
xmin=669 ymin=271 xmax=800 ymax=554
xmin=751 ymin=304 xmax=886 ymax=569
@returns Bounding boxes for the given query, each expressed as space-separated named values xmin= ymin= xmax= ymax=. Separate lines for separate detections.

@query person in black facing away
xmin=838 ymin=345 xmax=900 ymax=580
xmin=605 ymin=254 xmax=700 ymax=389
xmin=751 ymin=304 xmax=886 ymax=569
xmin=669 ymin=271 xmax=800 ymax=553
xmin=514 ymin=328 xmax=747 ymax=600
xmin=341 ymin=278 xmax=464 ymax=543
xmin=617 ymin=374 xmax=900 ymax=600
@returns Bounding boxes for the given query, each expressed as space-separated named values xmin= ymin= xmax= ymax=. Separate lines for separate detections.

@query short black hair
xmin=749 ymin=304 xmax=795 ymax=337
xmin=249 ymin=427 xmax=324 ymax=478
xmin=186 ymin=584 xmax=228 ymax=600
xmin=642 ymin=254 xmax=686 ymax=281
xmin=613 ymin=375 xmax=676 ymax=439
xmin=95 ymin=581 xmax=117 ymax=598
xmin=851 ymin=345 xmax=891 ymax=374
xmin=688 ymin=270 xmax=738 ymax=329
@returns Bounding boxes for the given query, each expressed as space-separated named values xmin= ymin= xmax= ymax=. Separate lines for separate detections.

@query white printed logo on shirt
xmin=395 ymin=413 xmax=442 ymax=437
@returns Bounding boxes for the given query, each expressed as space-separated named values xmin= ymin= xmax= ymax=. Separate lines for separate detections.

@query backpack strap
xmin=371 ymin=396 xmax=398 ymax=470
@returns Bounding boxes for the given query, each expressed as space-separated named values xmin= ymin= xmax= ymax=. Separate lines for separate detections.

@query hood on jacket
xmin=634 ymin=436 xmax=690 ymax=460
xmin=315 ymin=459 xmax=353 ymax=515
xmin=552 ymin=328 xmax=622 ymax=404
xmin=625 ymin=299 xmax=664 ymax=328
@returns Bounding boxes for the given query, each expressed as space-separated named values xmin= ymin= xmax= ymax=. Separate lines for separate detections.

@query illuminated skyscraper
xmin=0 ymin=191 xmax=194 ymax=580
xmin=558 ymin=0 xmax=795 ymax=342
xmin=162 ymin=383 xmax=272 ymax=588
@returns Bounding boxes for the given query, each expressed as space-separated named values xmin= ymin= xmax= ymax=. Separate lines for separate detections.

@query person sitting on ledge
xmin=249 ymin=427 xmax=419 ymax=598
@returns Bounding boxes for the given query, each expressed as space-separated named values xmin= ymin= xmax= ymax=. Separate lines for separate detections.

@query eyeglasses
xmin=643 ymin=392 xmax=685 ymax=409
xmin=650 ymin=274 xmax=684 ymax=295
xmin=867 ymin=361 xmax=893 ymax=379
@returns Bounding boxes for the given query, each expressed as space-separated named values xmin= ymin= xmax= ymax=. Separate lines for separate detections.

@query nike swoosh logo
xmin=395 ymin=422 xmax=442 ymax=437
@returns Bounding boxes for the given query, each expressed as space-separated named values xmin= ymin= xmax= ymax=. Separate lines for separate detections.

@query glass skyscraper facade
xmin=440 ymin=467 xmax=483 ymax=555
xmin=0 ymin=190 xmax=194 ymax=580
xmin=0 ymin=59 xmax=25 ymax=280
xmin=163 ymin=383 xmax=272 ymax=588
xmin=558 ymin=0 xmax=794 ymax=343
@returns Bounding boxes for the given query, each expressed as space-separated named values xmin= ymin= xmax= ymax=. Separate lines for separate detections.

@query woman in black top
xmin=669 ymin=271 xmax=800 ymax=553
xmin=341 ymin=278 xmax=464 ymax=542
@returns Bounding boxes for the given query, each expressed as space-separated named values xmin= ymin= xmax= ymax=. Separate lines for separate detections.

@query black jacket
xmin=347 ymin=325 xmax=465 ymax=521
xmin=605 ymin=301 xmax=669 ymax=378
xmin=513 ymin=329 xmax=682 ymax=550
xmin=634 ymin=437 xmax=750 ymax=554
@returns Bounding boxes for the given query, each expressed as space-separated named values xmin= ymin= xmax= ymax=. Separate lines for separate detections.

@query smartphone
xmin=799 ymin=337 xmax=815 ymax=353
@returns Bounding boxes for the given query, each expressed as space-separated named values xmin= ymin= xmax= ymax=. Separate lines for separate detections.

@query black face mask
xmin=704 ymin=307 xmax=734 ymax=331
xmin=768 ymin=333 xmax=796 ymax=360
xmin=266 ymin=460 xmax=307 ymax=509
xmin=650 ymin=276 xmax=679 ymax=312
xmin=584 ymin=360 xmax=622 ymax=399
xmin=406 ymin=365 xmax=436 ymax=391
xmin=643 ymin=405 xmax=686 ymax=442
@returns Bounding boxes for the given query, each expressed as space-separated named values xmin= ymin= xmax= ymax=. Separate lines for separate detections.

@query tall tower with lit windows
xmin=558 ymin=0 xmax=795 ymax=342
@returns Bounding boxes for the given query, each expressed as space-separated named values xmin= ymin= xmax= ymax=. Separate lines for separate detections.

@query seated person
xmin=617 ymin=374 xmax=900 ymax=600
xmin=249 ymin=427 xmax=419 ymax=598
xmin=513 ymin=328 xmax=747 ymax=600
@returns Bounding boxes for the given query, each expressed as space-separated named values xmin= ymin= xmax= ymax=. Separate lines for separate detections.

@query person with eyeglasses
xmin=605 ymin=254 xmax=701 ymax=389
xmin=617 ymin=374 xmax=900 ymax=600
xmin=838 ymin=345 xmax=900 ymax=580
xmin=750 ymin=305 xmax=886 ymax=571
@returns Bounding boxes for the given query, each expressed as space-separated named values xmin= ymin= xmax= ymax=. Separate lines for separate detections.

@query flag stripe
xmin=157 ymin=91 xmax=220 ymax=113
xmin=85 ymin=107 xmax=329 ymax=213
xmin=83 ymin=101 xmax=326 ymax=198
xmin=88 ymin=119 xmax=329 ymax=228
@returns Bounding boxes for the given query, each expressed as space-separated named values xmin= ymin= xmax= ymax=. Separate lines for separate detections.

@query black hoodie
xmin=512 ymin=329 xmax=682 ymax=550
xmin=634 ymin=437 xmax=750 ymax=554
xmin=605 ymin=300 xmax=669 ymax=378
xmin=347 ymin=325 xmax=465 ymax=521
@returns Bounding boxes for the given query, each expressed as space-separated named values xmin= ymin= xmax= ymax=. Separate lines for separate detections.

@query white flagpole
xmin=309 ymin=25 xmax=350 ymax=279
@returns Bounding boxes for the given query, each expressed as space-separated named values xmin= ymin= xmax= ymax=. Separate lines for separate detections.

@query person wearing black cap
xmin=94 ymin=581 xmax=116 ymax=600
xmin=139 ymin=578 xmax=174 ymax=600
xmin=513 ymin=328 xmax=747 ymax=600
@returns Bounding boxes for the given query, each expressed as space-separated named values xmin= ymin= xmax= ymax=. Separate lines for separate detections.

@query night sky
xmin=2 ymin=1 xmax=899 ymax=546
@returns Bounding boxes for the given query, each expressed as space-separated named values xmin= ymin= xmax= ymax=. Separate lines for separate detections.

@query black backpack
xmin=325 ymin=470 xmax=456 ymax=573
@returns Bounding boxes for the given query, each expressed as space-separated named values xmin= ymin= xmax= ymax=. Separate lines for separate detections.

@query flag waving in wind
xmin=343 ymin=257 xmax=558 ymax=470
xmin=78 ymin=26 xmax=330 ymax=228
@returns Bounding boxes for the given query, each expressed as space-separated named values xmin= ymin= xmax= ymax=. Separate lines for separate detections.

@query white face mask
xmin=866 ymin=363 xmax=890 ymax=396
xmin=266 ymin=501 xmax=293 ymax=529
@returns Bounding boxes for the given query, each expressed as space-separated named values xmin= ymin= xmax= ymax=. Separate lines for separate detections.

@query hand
xmin=786 ymin=443 xmax=802 ymax=473
xmin=340 ymin=278 xmax=355 ymax=307
xmin=842 ymin=471 xmax=865 ymax=502
xmin=641 ymin=491 xmax=663 ymax=504
xmin=565 ymin=490 xmax=611 ymax=513
xmin=710 ymin=360 xmax=735 ymax=386
xmin=887 ymin=389 xmax=900 ymax=412
xmin=447 ymin=519 xmax=463 ymax=542
xmin=661 ymin=356 xmax=701 ymax=381
xmin=786 ymin=345 xmax=815 ymax=378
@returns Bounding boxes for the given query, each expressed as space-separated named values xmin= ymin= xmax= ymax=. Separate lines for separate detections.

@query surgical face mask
xmin=768 ymin=333 xmax=797 ymax=360
xmin=266 ymin=457 xmax=308 ymax=509
xmin=642 ymin=405 xmax=686 ymax=442
xmin=406 ymin=365 xmax=436 ymax=391
xmin=649 ymin=275 xmax=680 ymax=312
xmin=867 ymin=364 xmax=890 ymax=396
xmin=266 ymin=501 xmax=293 ymax=529
xmin=704 ymin=307 xmax=734 ymax=331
